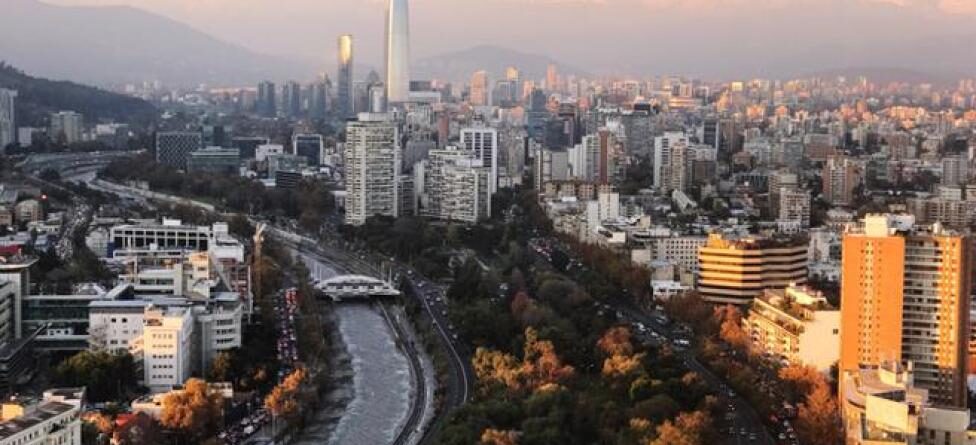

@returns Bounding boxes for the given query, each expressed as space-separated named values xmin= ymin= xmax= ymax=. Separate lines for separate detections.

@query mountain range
xmin=2 ymin=0 xmax=974 ymax=87
xmin=0 ymin=0 xmax=316 ymax=87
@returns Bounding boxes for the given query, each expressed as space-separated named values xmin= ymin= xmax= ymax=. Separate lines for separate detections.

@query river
xmin=292 ymin=251 xmax=413 ymax=445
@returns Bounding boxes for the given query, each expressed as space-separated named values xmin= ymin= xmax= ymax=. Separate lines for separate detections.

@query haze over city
xmin=19 ymin=0 xmax=976 ymax=81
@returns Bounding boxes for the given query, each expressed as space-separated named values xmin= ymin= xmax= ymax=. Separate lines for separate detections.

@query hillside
xmin=0 ymin=63 xmax=157 ymax=127
xmin=0 ymin=0 xmax=314 ymax=87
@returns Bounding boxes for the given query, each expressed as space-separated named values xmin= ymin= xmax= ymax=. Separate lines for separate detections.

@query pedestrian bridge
xmin=315 ymin=274 xmax=401 ymax=301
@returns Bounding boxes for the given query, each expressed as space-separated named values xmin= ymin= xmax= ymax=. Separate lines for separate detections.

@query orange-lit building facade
xmin=840 ymin=215 xmax=970 ymax=408
xmin=696 ymin=234 xmax=809 ymax=305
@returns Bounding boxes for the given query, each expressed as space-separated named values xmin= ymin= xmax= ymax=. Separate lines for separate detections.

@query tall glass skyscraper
xmin=384 ymin=0 xmax=410 ymax=103
xmin=337 ymin=34 xmax=354 ymax=118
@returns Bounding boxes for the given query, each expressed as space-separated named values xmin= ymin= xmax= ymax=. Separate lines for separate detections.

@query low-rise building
xmin=0 ymin=388 xmax=84 ymax=445
xmin=743 ymin=284 xmax=840 ymax=372
xmin=842 ymin=362 xmax=975 ymax=445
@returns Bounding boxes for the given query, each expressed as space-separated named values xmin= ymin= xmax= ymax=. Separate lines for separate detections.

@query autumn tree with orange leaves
xmin=480 ymin=428 xmax=520 ymax=445
xmin=472 ymin=327 xmax=574 ymax=394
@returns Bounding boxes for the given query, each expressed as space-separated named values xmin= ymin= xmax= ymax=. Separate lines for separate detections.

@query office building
xmin=337 ymin=34 xmax=354 ymax=119
xmin=744 ymin=284 xmax=839 ymax=372
xmin=282 ymin=81 xmax=302 ymax=118
xmin=110 ymin=219 xmax=213 ymax=256
xmin=460 ymin=127 xmax=498 ymax=195
xmin=87 ymin=300 xmax=147 ymax=355
xmin=293 ymin=134 xmax=324 ymax=166
xmin=231 ymin=137 xmax=268 ymax=160
xmin=187 ymin=147 xmax=240 ymax=174
xmin=840 ymin=214 xmax=970 ymax=408
xmin=469 ymin=71 xmax=489 ymax=106
xmin=0 ymin=388 xmax=84 ymax=445
xmin=201 ymin=125 xmax=226 ymax=148
xmin=344 ymin=113 xmax=401 ymax=225
xmin=50 ymin=111 xmax=82 ymax=144
xmin=696 ymin=233 xmax=809 ymax=305
xmin=842 ymin=362 xmax=973 ymax=445
xmin=385 ymin=0 xmax=411 ymax=103
xmin=155 ymin=131 xmax=202 ymax=169
xmin=143 ymin=305 xmax=194 ymax=392
xmin=0 ymin=89 xmax=14 ymax=150
xmin=257 ymin=81 xmax=276 ymax=117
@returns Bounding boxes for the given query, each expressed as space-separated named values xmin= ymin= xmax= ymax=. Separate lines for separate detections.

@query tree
xmin=778 ymin=364 xmax=825 ymax=403
xmin=265 ymin=368 xmax=308 ymax=423
xmin=159 ymin=378 xmax=223 ymax=442
xmin=795 ymin=381 xmax=842 ymax=445
xmin=647 ymin=410 xmax=712 ymax=445
xmin=714 ymin=305 xmax=749 ymax=350
xmin=53 ymin=351 xmax=138 ymax=403
xmin=481 ymin=428 xmax=520 ymax=445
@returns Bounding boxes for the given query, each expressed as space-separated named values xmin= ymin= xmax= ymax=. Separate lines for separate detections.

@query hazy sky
xmin=45 ymin=0 xmax=976 ymax=78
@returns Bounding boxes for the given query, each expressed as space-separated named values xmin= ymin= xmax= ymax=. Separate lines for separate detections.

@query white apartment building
xmin=143 ymin=306 xmax=195 ymax=392
xmin=653 ymin=132 xmax=689 ymax=191
xmin=0 ymin=388 xmax=84 ymax=445
xmin=460 ymin=127 xmax=499 ymax=195
xmin=744 ymin=285 xmax=840 ymax=372
xmin=416 ymin=148 xmax=491 ymax=223
xmin=778 ymin=188 xmax=812 ymax=228
xmin=344 ymin=113 xmax=401 ymax=226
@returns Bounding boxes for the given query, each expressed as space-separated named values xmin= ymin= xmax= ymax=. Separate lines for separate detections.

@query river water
xmin=292 ymin=251 xmax=413 ymax=445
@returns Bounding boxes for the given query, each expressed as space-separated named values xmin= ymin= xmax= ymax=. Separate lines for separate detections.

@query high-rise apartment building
xmin=257 ymin=81 xmax=276 ymax=117
xmin=840 ymin=214 xmax=971 ymax=408
xmin=460 ymin=127 xmax=498 ymax=195
xmin=822 ymin=155 xmax=862 ymax=206
xmin=696 ymin=233 xmax=809 ymax=305
xmin=469 ymin=71 xmax=489 ymax=107
xmin=778 ymin=188 xmax=812 ymax=228
xmin=384 ymin=0 xmax=411 ymax=103
xmin=653 ymin=132 xmax=689 ymax=191
xmin=50 ymin=111 xmax=83 ymax=144
xmin=155 ymin=131 xmax=203 ymax=169
xmin=0 ymin=89 xmax=15 ymax=150
xmin=337 ymin=34 xmax=354 ymax=118
xmin=344 ymin=113 xmax=401 ymax=226
xmin=942 ymin=155 xmax=969 ymax=186
xmin=416 ymin=148 xmax=492 ymax=223
xmin=571 ymin=129 xmax=618 ymax=185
